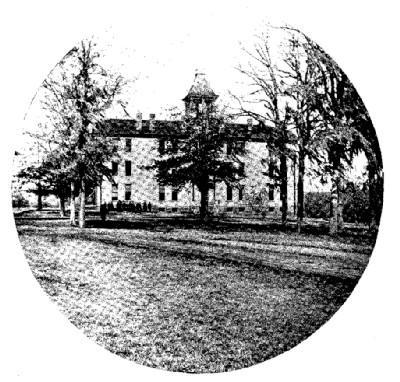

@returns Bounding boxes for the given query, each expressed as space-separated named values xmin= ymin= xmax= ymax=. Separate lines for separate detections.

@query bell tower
xmin=183 ymin=71 xmax=218 ymax=118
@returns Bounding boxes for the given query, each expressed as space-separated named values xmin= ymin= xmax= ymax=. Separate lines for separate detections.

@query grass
xmin=15 ymin=209 xmax=375 ymax=373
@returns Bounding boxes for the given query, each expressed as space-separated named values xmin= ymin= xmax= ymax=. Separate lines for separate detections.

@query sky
xmin=20 ymin=7 xmax=369 ymax=188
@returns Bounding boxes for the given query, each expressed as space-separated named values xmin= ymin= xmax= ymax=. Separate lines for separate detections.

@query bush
xmin=305 ymin=182 xmax=370 ymax=223
xmin=305 ymin=192 xmax=331 ymax=219
xmin=12 ymin=194 xmax=30 ymax=208
xmin=342 ymin=182 xmax=370 ymax=223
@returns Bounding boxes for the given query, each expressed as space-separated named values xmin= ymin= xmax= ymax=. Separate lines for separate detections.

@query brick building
xmin=97 ymin=72 xmax=295 ymax=215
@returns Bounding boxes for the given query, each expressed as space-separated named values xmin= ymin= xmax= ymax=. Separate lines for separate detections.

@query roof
xmin=103 ymin=118 xmax=267 ymax=141
xmin=182 ymin=72 xmax=218 ymax=102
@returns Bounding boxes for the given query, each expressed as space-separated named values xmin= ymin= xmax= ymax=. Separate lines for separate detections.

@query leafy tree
xmin=17 ymin=150 xmax=72 ymax=216
xmin=40 ymin=40 xmax=126 ymax=227
xmin=153 ymin=103 xmax=245 ymax=222
xmin=297 ymin=29 xmax=383 ymax=231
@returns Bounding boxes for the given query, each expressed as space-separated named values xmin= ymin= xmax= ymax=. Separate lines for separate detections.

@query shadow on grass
xmin=15 ymin=209 xmax=376 ymax=244
xmin=85 ymin=215 xmax=374 ymax=242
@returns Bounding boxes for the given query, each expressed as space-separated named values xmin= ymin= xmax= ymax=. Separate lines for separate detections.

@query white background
xmin=0 ymin=1 xmax=399 ymax=381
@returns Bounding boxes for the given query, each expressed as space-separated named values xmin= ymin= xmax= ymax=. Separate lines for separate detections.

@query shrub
xmin=305 ymin=192 xmax=331 ymax=219
xmin=305 ymin=182 xmax=370 ymax=223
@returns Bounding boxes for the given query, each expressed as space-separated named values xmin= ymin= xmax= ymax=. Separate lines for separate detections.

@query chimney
xmin=247 ymin=118 xmax=253 ymax=134
xmin=149 ymin=113 xmax=156 ymax=131
xmin=136 ymin=112 xmax=142 ymax=130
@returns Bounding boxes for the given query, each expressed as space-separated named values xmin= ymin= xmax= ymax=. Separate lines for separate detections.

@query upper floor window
xmin=227 ymin=143 xmax=233 ymax=156
xmin=125 ymin=138 xmax=131 ymax=152
xmin=111 ymin=161 xmax=118 ymax=176
xmin=125 ymin=160 xmax=132 ymax=176
xmin=159 ymin=139 xmax=165 ymax=155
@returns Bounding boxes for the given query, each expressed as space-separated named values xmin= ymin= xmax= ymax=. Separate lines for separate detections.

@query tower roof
xmin=183 ymin=71 xmax=218 ymax=102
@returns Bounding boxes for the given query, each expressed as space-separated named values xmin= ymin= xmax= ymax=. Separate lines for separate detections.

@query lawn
xmin=15 ymin=210 xmax=375 ymax=373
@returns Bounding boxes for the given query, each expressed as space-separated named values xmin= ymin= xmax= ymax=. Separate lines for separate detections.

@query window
xmin=125 ymin=184 xmax=131 ymax=201
xmin=172 ymin=188 xmax=178 ymax=201
xmin=112 ymin=161 xmax=118 ymax=176
xmin=227 ymin=143 xmax=232 ymax=155
xmin=268 ymin=161 xmax=275 ymax=178
xmin=227 ymin=184 xmax=232 ymax=201
xmin=269 ymin=186 xmax=274 ymax=201
xmin=159 ymin=185 xmax=165 ymax=201
xmin=125 ymin=138 xmax=131 ymax=152
xmin=125 ymin=160 xmax=131 ymax=176
xmin=238 ymin=186 xmax=244 ymax=201
xmin=192 ymin=184 xmax=195 ymax=201
xmin=112 ymin=183 xmax=118 ymax=201
xmin=159 ymin=139 xmax=165 ymax=155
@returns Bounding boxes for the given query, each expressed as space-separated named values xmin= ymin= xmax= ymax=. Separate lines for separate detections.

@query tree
xmin=17 ymin=151 xmax=71 ymax=216
xmin=280 ymin=30 xmax=326 ymax=233
xmin=40 ymin=40 xmax=126 ymax=228
xmin=235 ymin=33 xmax=295 ymax=225
xmin=153 ymin=102 xmax=245 ymax=222
xmin=297 ymin=29 xmax=383 ymax=232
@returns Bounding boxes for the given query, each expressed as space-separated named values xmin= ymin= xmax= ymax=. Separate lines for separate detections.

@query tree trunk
xmin=329 ymin=182 xmax=338 ymax=235
xmin=293 ymin=159 xmax=297 ymax=215
xmin=297 ymin=149 xmax=305 ymax=233
xmin=337 ymin=178 xmax=344 ymax=231
xmin=78 ymin=177 xmax=86 ymax=228
xmin=59 ymin=196 xmax=66 ymax=217
xmin=199 ymin=182 xmax=209 ymax=223
xmin=70 ymin=182 xmax=76 ymax=226
xmin=329 ymin=176 xmax=344 ymax=235
xmin=37 ymin=182 xmax=43 ymax=211
xmin=280 ymin=153 xmax=288 ymax=226
xmin=367 ymin=160 xmax=383 ymax=231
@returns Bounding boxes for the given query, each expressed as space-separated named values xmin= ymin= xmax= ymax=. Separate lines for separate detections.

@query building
xmin=98 ymin=72 xmax=295 ymax=215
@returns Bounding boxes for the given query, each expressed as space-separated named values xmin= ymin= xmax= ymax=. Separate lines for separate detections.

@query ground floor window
xmin=125 ymin=184 xmax=131 ymax=201
xmin=269 ymin=185 xmax=274 ymax=201
xmin=125 ymin=160 xmax=131 ymax=176
xmin=112 ymin=183 xmax=118 ymax=201
xmin=227 ymin=184 xmax=232 ymax=201
xmin=159 ymin=185 xmax=165 ymax=201
xmin=238 ymin=186 xmax=244 ymax=201
xmin=125 ymin=138 xmax=131 ymax=152
xmin=172 ymin=188 xmax=178 ymax=201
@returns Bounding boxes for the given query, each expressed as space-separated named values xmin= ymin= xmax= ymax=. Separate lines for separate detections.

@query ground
xmin=14 ymin=209 xmax=375 ymax=373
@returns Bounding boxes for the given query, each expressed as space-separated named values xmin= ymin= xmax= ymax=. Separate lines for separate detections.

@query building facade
xmin=98 ymin=73 xmax=295 ymax=215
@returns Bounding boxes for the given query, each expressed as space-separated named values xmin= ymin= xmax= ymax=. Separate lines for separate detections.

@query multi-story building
xmin=97 ymin=72 xmax=295 ymax=215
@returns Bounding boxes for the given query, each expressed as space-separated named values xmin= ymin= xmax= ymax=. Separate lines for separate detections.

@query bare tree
xmin=234 ymin=33 xmax=294 ymax=225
